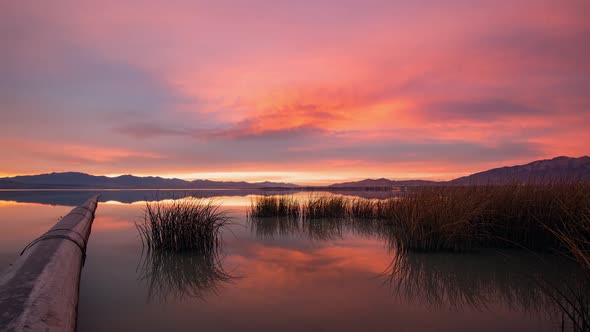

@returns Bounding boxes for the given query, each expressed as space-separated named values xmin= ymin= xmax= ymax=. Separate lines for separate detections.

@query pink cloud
xmin=1 ymin=0 xmax=589 ymax=181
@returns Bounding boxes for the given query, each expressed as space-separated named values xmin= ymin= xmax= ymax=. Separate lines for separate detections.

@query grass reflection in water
xmin=138 ymin=250 xmax=233 ymax=302
xmin=385 ymin=250 xmax=590 ymax=331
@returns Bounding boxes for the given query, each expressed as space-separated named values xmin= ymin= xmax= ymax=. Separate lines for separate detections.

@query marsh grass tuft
xmin=302 ymin=195 xmax=348 ymax=219
xmin=137 ymin=197 xmax=230 ymax=252
xmin=249 ymin=195 xmax=301 ymax=218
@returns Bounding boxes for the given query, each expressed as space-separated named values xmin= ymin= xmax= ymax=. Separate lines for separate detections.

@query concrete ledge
xmin=0 ymin=196 xmax=100 ymax=332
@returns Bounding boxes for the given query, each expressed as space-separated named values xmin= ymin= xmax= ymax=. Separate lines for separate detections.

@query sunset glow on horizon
xmin=2 ymin=1 xmax=589 ymax=185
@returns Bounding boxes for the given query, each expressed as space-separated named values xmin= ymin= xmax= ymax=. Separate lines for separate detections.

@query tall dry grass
xmin=247 ymin=183 xmax=590 ymax=252
xmin=386 ymin=183 xmax=590 ymax=251
xmin=302 ymin=195 xmax=348 ymax=219
xmin=248 ymin=195 xmax=301 ymax=219
xmin=137 ymin=197 xmax=230 ymax=252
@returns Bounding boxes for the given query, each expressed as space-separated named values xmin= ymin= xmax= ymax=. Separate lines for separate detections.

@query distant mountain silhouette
xmin=189 ymin=179 xmax=297 ymax=189
xmin=328 ymin=156 xmax=590 ymax=187
xmin=1 ymin=156 xmax=588 ymax=189
xmin=449 ymin=156 xmax=590 ymax=185
xmin=329 ymin=178 xmax=438 ymax=188
xmin=0 ymin=172 xmax=299 ymax=189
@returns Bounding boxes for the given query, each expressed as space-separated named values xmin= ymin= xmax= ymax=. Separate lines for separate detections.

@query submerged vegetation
xmin=137 ymin=197 xmax=230 ymax=252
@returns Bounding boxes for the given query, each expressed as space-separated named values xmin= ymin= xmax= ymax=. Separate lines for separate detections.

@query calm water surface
xmin=0 ymin=190 xmax=577 ymax=331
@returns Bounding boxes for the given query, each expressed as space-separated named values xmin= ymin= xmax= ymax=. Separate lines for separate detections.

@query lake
xmin=0 ymin=190 xmax=582 ymax=331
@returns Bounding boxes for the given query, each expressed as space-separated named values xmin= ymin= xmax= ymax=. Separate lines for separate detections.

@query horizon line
xmin=1 ymin=155 xmax=587 ymax=186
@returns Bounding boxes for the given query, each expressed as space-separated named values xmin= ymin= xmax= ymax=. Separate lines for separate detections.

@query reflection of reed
xmin=349 ymin=218 xmax=396 ymax=244
xmin=249 ymin=216 xmax=347 ymax=241
xmin=303 ymin=218 xmax=344 ymax=241
xmin=250 ymin=217 xmax=300 ymax=240
xmin=250 ymin=215 xmax=396 ymax=242
xmin=138 ymin=250 xmax=232 ymax=302
xmin=385 ymin=250 xmax=590 ymax=330
xmin=534 ymin=274 xmax=590 ymax=332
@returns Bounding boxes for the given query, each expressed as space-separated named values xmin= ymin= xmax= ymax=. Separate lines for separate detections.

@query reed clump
xmin=247 ymin=182 xmax=590 ymax=253
xmin=249 ymin=195 xmax=301 ymax=218
xmin=350 ymin=198 xmax=379 ymax=219
xmin=137 ymin=197 xmax=230 ymax=252
xmin=546 ymin=207 xmax=590 ymax=272
xmin=384 ymin=183 xmax=590 ymax=251
xmin=302 ymin=195 xmax=348 ymax=219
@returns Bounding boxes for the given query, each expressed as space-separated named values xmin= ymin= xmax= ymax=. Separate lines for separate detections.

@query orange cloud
xmin=0 ymin=139 xmax=165 ymax=175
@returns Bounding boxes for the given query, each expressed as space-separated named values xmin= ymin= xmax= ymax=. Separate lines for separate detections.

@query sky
xmin=1 ymin=0 xmax=589 ymax=185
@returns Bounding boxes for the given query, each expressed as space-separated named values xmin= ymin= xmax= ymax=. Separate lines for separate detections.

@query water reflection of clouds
xmin=92 ymin=215 xmax=134 ymax=231
xmin=0 ymin=200 xmax=21 ymax=207
xmin=0 ymin=203 xmax=71 ymax=241
xmin=225 ymin=238 xmax=390 ymax=292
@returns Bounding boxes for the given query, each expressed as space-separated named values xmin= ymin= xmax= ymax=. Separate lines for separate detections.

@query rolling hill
xmin=450 ymin=156 xmax=590 ymax=185
xmin=328 ymin=156 xmax=590 ymax=187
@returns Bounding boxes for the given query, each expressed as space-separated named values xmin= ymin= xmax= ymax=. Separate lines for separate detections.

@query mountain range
xmin=0 ymin=172 xmax=299 ymax=189
xmin=328 ymin=179 xmax=438 ymax=188
xmin=449 ymin=155 xmax=590 ymax=185
xmin=0 ymin=156 xmax=588 ymax=189
xmin=330 ymin=156 xmax=590 ymax=187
